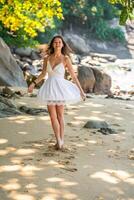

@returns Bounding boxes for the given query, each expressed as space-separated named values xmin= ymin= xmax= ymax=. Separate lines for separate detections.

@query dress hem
xmin=37 ymin=98 xmax=82 ymax=105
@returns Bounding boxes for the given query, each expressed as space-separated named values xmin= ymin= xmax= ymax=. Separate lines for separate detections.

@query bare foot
xmin=54 ymin=143 xmax=59 ymax=150
xmin=55 ymin=140 xmax=64 ymax=151
xmin=59 ymin=140 xmax=64 ymax=151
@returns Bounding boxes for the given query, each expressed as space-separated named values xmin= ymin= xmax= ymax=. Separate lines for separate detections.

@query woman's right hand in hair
xmin=28 ymin=83 xmax=35 ymax=93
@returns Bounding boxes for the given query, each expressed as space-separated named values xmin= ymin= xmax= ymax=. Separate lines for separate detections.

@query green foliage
xmin=108 ymin=0 xmax=134 ymax=25
xmin=92 ymin=19 xmax=125 ymax=42
xmin=61 ymin=0 xmax=119 ymax=26
xmin=60 ymin=0 xmax=125 ymax=42
xmin=0 ymin=0 xmax=128 ymax=46
xmin=36 ymin=18 xmax=62 ymax=44
xmin=0 ymin=22 xmax=38 ymax=47
xmin=0 ymin=0 xmax=62 ymax=47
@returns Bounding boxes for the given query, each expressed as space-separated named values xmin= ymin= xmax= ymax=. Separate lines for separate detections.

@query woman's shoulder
xmin=64 ymin=55 xmax=70 ymax=62
xmin=64 ymin=55 xmax=72 ymax=64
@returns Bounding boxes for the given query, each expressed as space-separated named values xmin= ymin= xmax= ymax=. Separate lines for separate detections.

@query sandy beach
xmin=0 ymin=89 xmax=134 ymax=200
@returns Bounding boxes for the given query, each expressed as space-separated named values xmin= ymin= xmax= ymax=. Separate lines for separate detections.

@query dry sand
xmin=0 ymin=88 xmax=134 ymax=200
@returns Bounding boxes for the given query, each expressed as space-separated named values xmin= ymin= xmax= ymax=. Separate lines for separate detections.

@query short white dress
xmin=37 ymin=60 xmax=81 ymax=105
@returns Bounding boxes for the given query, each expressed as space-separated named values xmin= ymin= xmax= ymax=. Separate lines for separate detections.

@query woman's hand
xmin=28 ymin=83 xmax=35 ymax=93
xmin=81 ymin=92 xmax=86 ymax=101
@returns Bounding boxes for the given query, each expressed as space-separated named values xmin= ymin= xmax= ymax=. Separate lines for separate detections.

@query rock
xmin=2 ymin=86 xmax=14 ymax=97
xmin=98 ymin=128 xmax=117 ymax=135
xmin=84 ymin=120 xmax=109 ymax=129
xmin=101 ymin=73 xmax=112 ymax=94
xmin=19 ymin=105 xmax=48 ymax=115
xmin=81 ymin=56 xmax=101 ymax=67
xmin=15 ymin=47 xmax=32 ymax=57
xmin=105 ymin=94 xmax=131 ymax=101
xmin=0 ymin=95 xmax=21 ymax=117
xmin=32 ymin=60 xmax=43 ymax=68
xmin=25 ymin=64 xmax=38 ymax=76
xmin=81 ymin=56 xmax=92 ymax=64
xmin=65 ymin=33 xmax=91 ymax=55
xmin=91 ymin=67 xmax=111 ymax=94
xmin=13 ymin=53 xmax=21 ymax=60
xmin=0 ymin=94 xmax=48 ymax=118
xmin=70 ymin=54 xmax=81 ymax=64
xmin=31 ymin=51 xmax=40 ymax=60
xmin=0 ymin=87 xmax=23 ymax=98
xmin=23 ymin=63 xmax=31 ymax=71
xmin=21 ymin=57 xmax=32 ymax=64
xmin=78 ymin=65 xmax=95 ymax=93
xmin=98 ymin=57 xmax=108 ymax=63
xmin=77 ymin=65 xmax=111 ymax=94
xmin=0 ymin=95 xmax=16 ymax=108
xmin=0 ymin=38 xmax=27 ymax=87
xmin=16 ymin=59 xmax=24 ymax=70
xmin=90 ymin=52 xmax=117 ymax=62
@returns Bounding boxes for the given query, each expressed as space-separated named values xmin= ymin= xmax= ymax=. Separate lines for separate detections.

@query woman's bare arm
xmin=28 ymin=57 xmax=48 ymax=93
xmin=65 ymin=56 xmax=86 ymax=99
xmin=33 ymin=57 xmax=48 ymax=85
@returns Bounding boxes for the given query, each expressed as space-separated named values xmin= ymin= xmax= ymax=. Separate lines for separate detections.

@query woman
xmin=28 ymin=35 xmax=86 ymax=150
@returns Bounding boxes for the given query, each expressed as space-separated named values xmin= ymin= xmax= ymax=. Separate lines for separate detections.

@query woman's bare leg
xmin=47 ymin=105 xmax=61 ymax=148
xmin=56 ymin=105 xmax=65 ymax=147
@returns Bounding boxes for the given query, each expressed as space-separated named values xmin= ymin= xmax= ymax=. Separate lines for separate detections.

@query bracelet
xmin=33 ymin=80 xmax=37 ymax=85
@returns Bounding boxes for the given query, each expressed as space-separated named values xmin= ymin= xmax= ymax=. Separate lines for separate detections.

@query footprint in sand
xmin=23 ymin=157 xmax=33 ymax=161
xmin=61 ymin=167 xmax=78 ymax=172
xmin=128 ymin=149 xmax=134 ymax=160
xmin=36 ymin=158 xmax=43 ymax=161
xmin=58 ymin=160 xmax=71 ymax=165
xmin=42 ymin=152 xmax=55 ymax=157
xmin=65 ymin=155 xmax=75 ymax=159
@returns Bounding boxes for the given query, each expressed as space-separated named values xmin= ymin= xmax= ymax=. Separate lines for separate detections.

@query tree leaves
xmin=0 ymin=0 xmax=63 ymax=45
xmin=108 ymin=0 xmax=134 ymax=25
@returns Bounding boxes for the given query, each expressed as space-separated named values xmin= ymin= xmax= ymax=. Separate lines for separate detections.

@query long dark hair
xmin=46 ymin=35 xmax=73 ymax=57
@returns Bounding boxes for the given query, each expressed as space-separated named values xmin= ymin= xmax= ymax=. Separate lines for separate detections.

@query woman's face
xmin=53 ymin=37 xmax=63 ymax=50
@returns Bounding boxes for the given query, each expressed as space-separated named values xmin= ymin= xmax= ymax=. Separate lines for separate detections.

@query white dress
xmin=37 ymin=61 xmax=81 ymax=105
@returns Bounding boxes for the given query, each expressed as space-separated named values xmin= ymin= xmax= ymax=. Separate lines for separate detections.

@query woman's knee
xmin=57 ymin=113 xmax=64 ymax=122
xmin=50 ymin=113 xmax=57 ymax=121
xmin=47 ymin=106 xmax=57 ymax=119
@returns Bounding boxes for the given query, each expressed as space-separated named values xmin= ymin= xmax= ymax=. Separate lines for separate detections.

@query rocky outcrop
xmin=77 ymin=65 xmax=111 ymax=94
xmin=13 ymin=46 xmax=43 ymax=87
xmin=0 ymin=38 xmax=27 ymax=87
xmin=64 ymin=33 xmax=91 ymax=55
xmin=78 ymin=65 xmax=95 ymax=93
xmin=90 ymin=53 xmax=117 ymax=62
xmin=0 ymin=95 xmax=21 ymax=118
xmin=91 ymin=67 xmax=112 ymax=94
xmin=63 ymin=29 xmax=133 ymax=59
xmin=0 ymin=87 xmax=48 ymax=118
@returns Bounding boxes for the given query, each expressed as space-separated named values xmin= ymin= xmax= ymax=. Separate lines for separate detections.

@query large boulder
xmin=77 ymin=65 xmax=111 ymax=94
xmin=0 ymin=95 xmax=21 ymax=118
xmin=0 ymin=38 xmax=27 ymax=87
xmin=78 ymin=65 xmax=95 ymax=93
xmin=84 ymin=120 xmax=109 ymax=129
xmin=63 ymin=27 xmax=133 ymax=58
xmin=91 ymin=67 xmax=111 ymax=94
xmin=64 ymin=33 xmax=91 ymax=55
